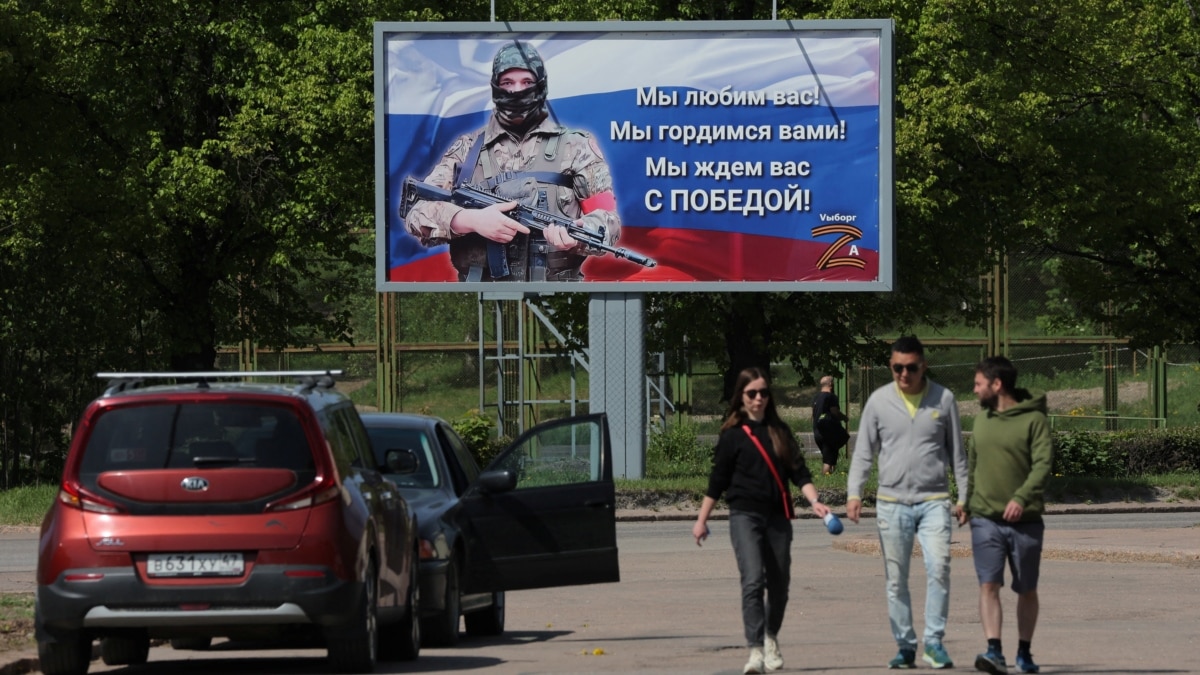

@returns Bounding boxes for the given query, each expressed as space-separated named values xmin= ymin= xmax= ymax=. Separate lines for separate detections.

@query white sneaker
xmin=744 ymin=646 xmax=765 ymax=674
xmin=764 ymin=634 xmax=785 ymax=671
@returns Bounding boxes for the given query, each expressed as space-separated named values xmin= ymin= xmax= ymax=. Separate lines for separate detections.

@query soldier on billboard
xmin=402 ymin=40 xmax=623 ymax=282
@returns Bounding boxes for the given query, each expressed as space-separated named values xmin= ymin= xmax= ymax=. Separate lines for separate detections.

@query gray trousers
xmin=729 ymin=509 xmax=793 ymax=646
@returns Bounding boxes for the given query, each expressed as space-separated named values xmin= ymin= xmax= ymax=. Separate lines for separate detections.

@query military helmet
xmin=491 ymin=41 xmax=547 ymax=84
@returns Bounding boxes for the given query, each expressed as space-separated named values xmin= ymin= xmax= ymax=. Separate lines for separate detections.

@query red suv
xmin=35 ymin=371 xmax=420 ymax=675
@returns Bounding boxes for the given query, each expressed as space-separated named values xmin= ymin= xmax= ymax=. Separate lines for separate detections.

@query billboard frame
xmin=374 ymin=20 xmax=895 ymax=293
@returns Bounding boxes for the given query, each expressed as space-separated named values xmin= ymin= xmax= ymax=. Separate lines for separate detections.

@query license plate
xmin=147 ymin=553 xmax=244 ymax=577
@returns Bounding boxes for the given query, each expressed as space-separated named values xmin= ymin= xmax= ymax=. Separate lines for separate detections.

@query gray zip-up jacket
xmin=847 ymin=379 xmax=968 ymax=505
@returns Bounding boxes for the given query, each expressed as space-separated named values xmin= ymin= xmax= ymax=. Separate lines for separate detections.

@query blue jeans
xmin=875 ymin=499 xmax=952 ymax=650
xmin=729 ymin=509 xmax=793 ymax=646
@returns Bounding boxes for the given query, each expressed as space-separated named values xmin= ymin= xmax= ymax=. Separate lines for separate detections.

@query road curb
xmin=616 ymin=502 xmax=1200 ymax=522
xmin=0 ymin=655 xmax=36 ymax=675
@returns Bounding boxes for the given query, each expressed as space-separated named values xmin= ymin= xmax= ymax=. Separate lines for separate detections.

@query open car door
xmin=459 ymin=413 xmax=620 ymax=593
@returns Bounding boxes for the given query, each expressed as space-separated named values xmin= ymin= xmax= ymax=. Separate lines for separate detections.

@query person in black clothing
xmin=812 ymin=375 xmax=850 ymax=475
xmin=693 ymin=367 xmax=831 ymax=674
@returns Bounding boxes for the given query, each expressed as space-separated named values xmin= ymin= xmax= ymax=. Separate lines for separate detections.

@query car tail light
xmin=57 ymin=479 xmax=123 ymax=514
xmin=418 ymin=539 xmax=437 ymax=560
xmin=265 ymin=473 xmax=340 ymax=512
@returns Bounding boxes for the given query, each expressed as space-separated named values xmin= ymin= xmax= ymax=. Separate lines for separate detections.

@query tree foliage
xmin=3 ymin=0 xmax=1199 ymax=485
xmin=841 ymin=0 xmax=1200 ymax=346
xmin=1 ymin=0 xmax=421 ymax=484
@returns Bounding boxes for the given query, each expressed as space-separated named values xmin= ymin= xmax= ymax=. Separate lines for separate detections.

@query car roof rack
xmin=97 ymin=371 xmax=344 ymax=396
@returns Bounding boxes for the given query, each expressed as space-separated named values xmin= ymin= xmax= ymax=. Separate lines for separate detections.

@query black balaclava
xmin=490 ymin=41 xmax=548 ymax=134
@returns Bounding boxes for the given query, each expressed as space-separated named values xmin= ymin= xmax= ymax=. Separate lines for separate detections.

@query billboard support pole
xmin=589 ymin=293 xmax=646 ymax=479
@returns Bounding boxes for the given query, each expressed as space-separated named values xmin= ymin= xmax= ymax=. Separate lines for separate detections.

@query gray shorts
xmin=970 ymin=516 xmax=1044 ymax=593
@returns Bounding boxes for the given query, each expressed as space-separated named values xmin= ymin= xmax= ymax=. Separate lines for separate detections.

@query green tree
xmin=4 ymin=1 xmax=398 ymax=372
xmin=10 ymin=0 xmax=1195 ymax=483
xmin=0 ymin=0 xmax=452 ymax=483
xmin=1025 ymin=2 xmax=1200 ymax=347
xmin=837 ymin=0 xmax=1200 ymax=348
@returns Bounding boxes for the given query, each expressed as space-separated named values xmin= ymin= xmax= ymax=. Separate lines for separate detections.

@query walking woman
xmin=693 ymin=367 xmax=831 ymax=674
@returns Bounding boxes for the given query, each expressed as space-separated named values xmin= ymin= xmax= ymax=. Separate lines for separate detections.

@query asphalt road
xmin=6 ymin=512 xmax=1199 ymax=674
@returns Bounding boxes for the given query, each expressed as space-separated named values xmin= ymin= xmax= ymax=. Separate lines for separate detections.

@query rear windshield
xmin=80 ymin=402 xmax=314 ymax=474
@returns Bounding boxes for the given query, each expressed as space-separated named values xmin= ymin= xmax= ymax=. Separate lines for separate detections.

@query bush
xmin=451 ymin=410 xmax=509 ymax=468
xmin=1052 ymin=431 xmax=1126 ymax=477
xmin=645 ymin=420 xmax=711 ymax=479
xmin=1111 ymin=426 xmax=1200 ymax=475
xmin=1053 ymin=426 xmax=1200 ymax=477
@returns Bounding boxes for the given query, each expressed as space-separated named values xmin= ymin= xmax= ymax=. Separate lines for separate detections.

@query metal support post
xmin=985 ymin=254 xmax=1009 ymax=357
xmin=589 ymin=293 xmax=646 ymax=479
xmin=1150 ymin=346 xmax=1168 ymax=428
xmin=375 ymin=292 xmax=398 ymax=412
xmin=1103 ymin=343 xmax=1119 ymax=431
xmin=238 ymin=338 xmax=257 ymax=372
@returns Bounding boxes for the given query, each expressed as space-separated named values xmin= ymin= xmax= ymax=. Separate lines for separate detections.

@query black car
xmin=361 ymin=412 xmax=620 ymax=647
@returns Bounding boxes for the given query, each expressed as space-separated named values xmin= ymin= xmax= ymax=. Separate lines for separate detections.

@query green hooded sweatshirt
xmin=966 ymin=389 xmax=1054 ymax=522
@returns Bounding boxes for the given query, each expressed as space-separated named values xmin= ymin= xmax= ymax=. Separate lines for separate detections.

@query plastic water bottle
xmin=823 ymin=512 xmax=844 ymax=535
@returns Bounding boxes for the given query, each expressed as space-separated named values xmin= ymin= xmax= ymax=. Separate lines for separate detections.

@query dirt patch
xmin=334 ymin=377 xmax=371 ymax=396
xmin=0 ymin=596 xmax=34 ymax=669
xmin=616 ymin=490 xmax=702 ymax=512
xmin=953 ymin=380 xmax=1152 ymax=421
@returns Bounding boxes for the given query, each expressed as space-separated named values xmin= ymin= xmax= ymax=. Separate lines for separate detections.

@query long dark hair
xmin=720 ymin=367 xmax=800 ymax=467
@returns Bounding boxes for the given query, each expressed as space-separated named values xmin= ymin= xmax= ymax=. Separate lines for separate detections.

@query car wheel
xmin=169 ymin=636 xmax=212 ymax=650
xmin=420 ymin=557 xmax=460 ymax=646
xmin=100 ymin=634 xmax=149 ymax=666
xmin=37 ymin=631 xmax=91 ymax=675
xmin=326 ymin=560 xmax=378 ymax=674
xmin=383 ymin=549 xmax=421 ymax=661
xmin=464 ymin=590 xmax=506 ymax=637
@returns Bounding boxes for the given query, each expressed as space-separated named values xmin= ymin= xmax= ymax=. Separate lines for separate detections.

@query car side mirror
xmin=477 ymin=469 xmax=517 ymax=493
xmin=385 ymin=449 xmax=419 ymax=474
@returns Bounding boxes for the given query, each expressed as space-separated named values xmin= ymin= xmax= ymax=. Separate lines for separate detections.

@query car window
xmin=340 ymin=409 xmax=375 ymax=470
xmin=80 ymin=403 xmax=312 ymax=476
xmin=441 ymin=424 xmax=481 ymax=486
xmin=324 ymin=406 xmax=377 ymax=472
xmin=488 ymin=417 xmax=605 ymax=490
xmin=81 ymin=405 xmax=175 ymax=473
xmin=243 ymin=410 xmax=314 ymax=473
xmin=366 ymin=427 xmax=439 ymax=489
xmin=321 ymin=408 xmax=359 ymax=474
xmin=434 ymin=425 xmax=472 ymax=496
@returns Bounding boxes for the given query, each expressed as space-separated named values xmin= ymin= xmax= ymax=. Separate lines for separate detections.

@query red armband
xmin=580 ymin=190 xmax=616 ymax=214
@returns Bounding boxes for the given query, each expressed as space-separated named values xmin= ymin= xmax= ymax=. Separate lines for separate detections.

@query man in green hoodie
xmin=965 ymin=356 xmax=1053 ymax=675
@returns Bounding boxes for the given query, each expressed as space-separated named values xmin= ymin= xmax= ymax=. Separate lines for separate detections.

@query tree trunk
xmin=721 ymin=296 xmax=772 ymax=402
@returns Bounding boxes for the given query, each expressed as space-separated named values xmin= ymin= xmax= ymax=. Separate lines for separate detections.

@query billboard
xmin=375 ymin=21 xmax=894 ymax=292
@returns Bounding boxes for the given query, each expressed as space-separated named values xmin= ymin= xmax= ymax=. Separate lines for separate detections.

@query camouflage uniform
xmin=403 ymin=42 xmax=621 ymax=282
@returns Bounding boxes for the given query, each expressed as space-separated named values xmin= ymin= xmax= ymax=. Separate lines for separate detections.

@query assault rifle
xmin=399 ymin=177 xmax=656 ymax=270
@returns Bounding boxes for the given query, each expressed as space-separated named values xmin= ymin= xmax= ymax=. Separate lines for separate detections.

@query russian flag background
xmin=381 ymin=30 xmax=885 ymax=286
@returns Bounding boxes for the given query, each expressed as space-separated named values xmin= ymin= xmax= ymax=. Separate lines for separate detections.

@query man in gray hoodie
xmin=847 ymin=336 xmax=969 ymax=670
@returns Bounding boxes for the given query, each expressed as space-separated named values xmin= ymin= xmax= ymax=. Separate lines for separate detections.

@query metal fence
xmin=10 ymin=251 xmax=1198 ymax=489
xmin=221 ymin=339 xmax=1196 ymax=438
xmin=224 ymin=254 xmax=1200 ymax=438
